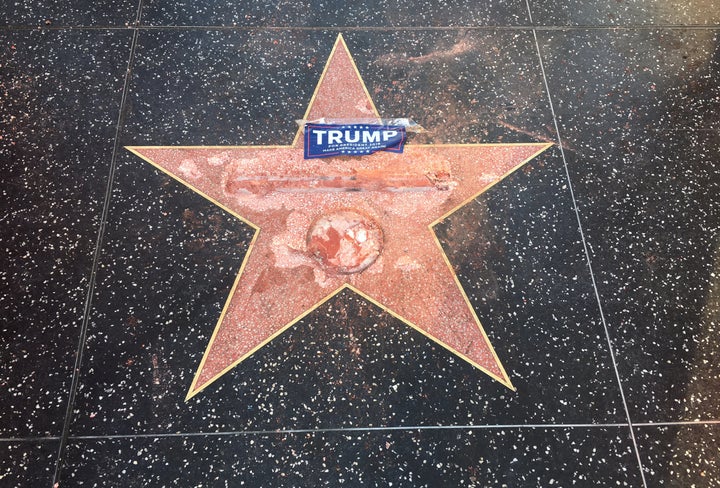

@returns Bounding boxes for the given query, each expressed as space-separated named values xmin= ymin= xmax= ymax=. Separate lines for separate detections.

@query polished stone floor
xmin=2 ymin=1 xmax=719 ymax=487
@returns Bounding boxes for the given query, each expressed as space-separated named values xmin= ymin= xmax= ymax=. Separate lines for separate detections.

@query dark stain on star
xmin=252 ymin=266 xmax=315 ymax=295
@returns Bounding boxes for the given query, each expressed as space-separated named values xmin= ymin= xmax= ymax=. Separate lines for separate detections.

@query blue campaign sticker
xmin=304 ymin=123 xmax=406 ymax=159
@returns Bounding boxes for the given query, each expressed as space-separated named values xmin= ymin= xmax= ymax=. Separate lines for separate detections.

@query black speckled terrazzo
xmin=140 ymin=0 xmax=528 ymax=27
xmin=537 ymin=30 xmax=720 ymax=422
xmin=62 ymin=427 xmax=643 ymax=486
xmin=530 ymin=0 xmax=720 ymax=26
xmin=2 ymin=2 xmax=719 ymax=487
xmin=636 ymin=423 xmax=720 ymax=486
xmin=0 ymin=0 xmax=138 ymax=27
xmin=0 ymin=30 xmax=132 ymax=437
xmin=0 ymin=440 xmax=58 ymax=486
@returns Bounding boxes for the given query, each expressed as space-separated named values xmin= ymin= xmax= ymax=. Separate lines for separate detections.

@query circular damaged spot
xmin=307 ymin=210 xmax=383 ymax=274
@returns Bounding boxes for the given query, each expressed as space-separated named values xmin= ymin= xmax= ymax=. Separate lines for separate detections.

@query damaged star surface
xmin=127 ymin=35 xmax=552 ymax=400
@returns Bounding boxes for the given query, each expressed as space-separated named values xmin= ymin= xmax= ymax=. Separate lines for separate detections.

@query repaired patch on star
xmin=304 ymin=123 xmax=406 ymax=159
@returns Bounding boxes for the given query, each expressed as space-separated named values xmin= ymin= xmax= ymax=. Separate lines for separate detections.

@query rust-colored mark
xmin=224 ymin=170 xmax=438 ymax=195
xmin=308 ymin=209 xmax=383 ymax=274
xmin=126 ymin=34 xmax=553 ymax=400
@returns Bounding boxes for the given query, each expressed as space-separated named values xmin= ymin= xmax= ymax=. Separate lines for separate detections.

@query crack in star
xmin=127 ymin=34 xmax=552 ymax=400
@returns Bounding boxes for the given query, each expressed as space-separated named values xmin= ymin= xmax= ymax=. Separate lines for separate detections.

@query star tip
xmin=184 ymin=380 xmax=203 ymax=402
xmin=184 ymin=389 xmax=197 ymax=403
xmin=335 ymin=33 xmax=349 ymax=49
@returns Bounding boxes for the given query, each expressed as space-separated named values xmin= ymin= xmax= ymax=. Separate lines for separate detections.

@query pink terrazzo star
xmin=128 ymin=35 xmax=552 ymax=399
